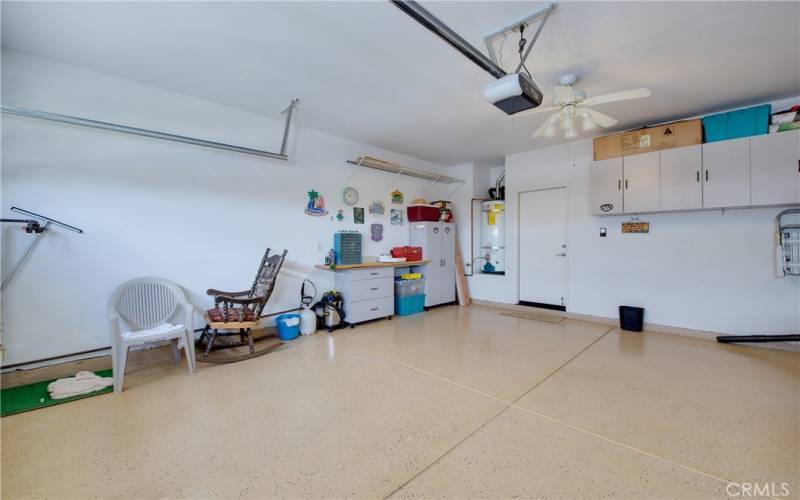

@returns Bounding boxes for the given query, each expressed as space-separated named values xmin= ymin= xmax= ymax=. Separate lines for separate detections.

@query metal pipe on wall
xmin=1 ymin=99 xmax=299 ymax=161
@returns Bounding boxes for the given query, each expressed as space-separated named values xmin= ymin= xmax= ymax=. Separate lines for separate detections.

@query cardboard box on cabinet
xmin=593 ymin=119 xmax=702 ymax=161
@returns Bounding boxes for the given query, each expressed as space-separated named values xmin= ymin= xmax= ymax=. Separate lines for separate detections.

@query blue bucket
xmin=275 ymin=313 xmax=301 ymax=341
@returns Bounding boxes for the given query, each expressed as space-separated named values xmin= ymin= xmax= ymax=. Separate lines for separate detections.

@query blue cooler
xmin=275 ymin=313 xmax=301 ymax=340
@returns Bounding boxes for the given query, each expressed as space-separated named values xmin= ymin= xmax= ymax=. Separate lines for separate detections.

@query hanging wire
xmin=518 ymin=23 xmax=533 ymax=79
xmin=497 ymin=31 xmax=508 ymax=70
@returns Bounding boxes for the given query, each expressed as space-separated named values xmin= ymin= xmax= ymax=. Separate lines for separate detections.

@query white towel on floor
xmin=47 ymin=371 xmax=114 ymax=400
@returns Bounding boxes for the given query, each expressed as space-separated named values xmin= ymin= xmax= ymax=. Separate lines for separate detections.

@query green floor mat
xmin=1 ymin=369 xmax=113 ymax=417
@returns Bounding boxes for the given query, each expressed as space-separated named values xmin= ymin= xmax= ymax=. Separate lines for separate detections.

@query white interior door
xmin=518 ymin=188 xmax=567 ymax=308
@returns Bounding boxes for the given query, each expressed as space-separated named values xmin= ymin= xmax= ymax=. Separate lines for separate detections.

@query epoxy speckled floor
xmin=2 ymin=305 xmax=798 ymax=499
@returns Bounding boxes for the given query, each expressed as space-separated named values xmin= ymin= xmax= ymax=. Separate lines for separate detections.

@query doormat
xmin=1 ymin=369 xmax=113 ymax=417
xmin=500 ymin=311 xmax=566 ymax=324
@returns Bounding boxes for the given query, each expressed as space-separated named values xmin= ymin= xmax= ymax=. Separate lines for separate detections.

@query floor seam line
xmin=382 ymin=404 xmax=513 ymax=500
xmin=345 ymin=344 xmax=512 ymax=406
xmin=511 ymin=404 xmax=734 ymax=488
xmin=510 ymin=325 xmax=615 ymax=405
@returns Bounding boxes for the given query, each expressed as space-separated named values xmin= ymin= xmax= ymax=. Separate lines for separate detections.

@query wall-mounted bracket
xmin=1 ymin=207 xmax=83 ymax=291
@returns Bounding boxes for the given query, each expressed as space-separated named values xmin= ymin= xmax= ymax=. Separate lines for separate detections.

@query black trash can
xmin=619 ymin=306 xmax=644 ymax=332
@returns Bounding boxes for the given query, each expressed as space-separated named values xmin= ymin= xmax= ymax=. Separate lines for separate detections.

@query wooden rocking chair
xmin=200 ymin=248 xmax=287 ymax=361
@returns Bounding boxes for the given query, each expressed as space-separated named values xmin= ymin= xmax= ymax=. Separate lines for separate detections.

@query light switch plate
xmin=600 ymin=228 xmax=607 ymax=237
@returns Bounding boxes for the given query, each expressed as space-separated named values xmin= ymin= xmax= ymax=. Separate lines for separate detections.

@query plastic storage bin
xmin=407 ymin=204 xmax=441 ymax=222
xmin=275 ymin=313 xmax=301 ymax=340
xmin=702 ymin=104 xmax=771 ymax=142
xmin=619 ymin=306 xmax=644 ymax=332
xmin=395 ymin=295 xmax=425 ymax=316
xmin=395 ymin=278 xmax=425 ymax=297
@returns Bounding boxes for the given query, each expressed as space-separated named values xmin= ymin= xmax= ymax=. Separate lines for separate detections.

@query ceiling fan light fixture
xmin=581 ymin=116 xmax=596 ymax=131
xmin=564 ymin=126 xmax=578 ymax=139
xmin=542 ymin=122 xmax=557 ymax=138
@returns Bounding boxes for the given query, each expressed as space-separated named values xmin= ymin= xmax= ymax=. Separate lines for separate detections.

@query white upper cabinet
xmin=661 ymin=145 xmax=703 ymax=211
xmin=750 ymin=130 xmax=800 ymax=206
xmin=702 ymin=137 xmax=751 ymax=208
xmin=623 ymin=151 xmax=661 ymax=213
xmin=590 ymin=157 xmax=623 ymax=215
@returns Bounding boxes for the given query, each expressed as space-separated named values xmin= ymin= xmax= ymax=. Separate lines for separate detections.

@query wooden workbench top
xmin=315 ymin=260 xmax=429 ymax=271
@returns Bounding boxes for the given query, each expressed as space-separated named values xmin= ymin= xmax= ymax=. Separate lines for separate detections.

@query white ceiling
xmin=2 ymin=1 xmax=798 ymax=165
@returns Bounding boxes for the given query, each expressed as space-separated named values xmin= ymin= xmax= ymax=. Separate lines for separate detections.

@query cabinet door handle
xmin=618 ymin=180 xmax=621 ymax=190
xmin=370 ymin=287 xmax=378 ymax=291
xmin=370 ymin=307 xmax=378 ymax=311
xmin=705 ymin=170 xmax=709 ymax=182
xmin=624 ymin=179 xmax=628 ymax=189
xmin=696 ymin=170 xmax=700 ymax=182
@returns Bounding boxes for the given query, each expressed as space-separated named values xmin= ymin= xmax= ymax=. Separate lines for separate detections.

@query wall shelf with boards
xmin=590 ymin=129 xmax=800 ymax=215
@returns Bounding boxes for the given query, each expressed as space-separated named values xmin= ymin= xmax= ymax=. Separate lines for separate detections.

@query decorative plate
xmin=342 ymin=186 xmax=359 ymax=206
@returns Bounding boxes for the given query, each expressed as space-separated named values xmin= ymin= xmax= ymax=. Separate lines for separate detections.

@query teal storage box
xmin=395 ymin=294 xmax=425 ymax=316
xmin=703 ymin=104 xmax=771 ymax=142
xmin=334 ymin=231 xmax=362 ymax=265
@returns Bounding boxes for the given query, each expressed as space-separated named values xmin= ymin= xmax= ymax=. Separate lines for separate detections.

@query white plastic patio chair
xmin=108 ymin=277 xmax=195 ymax=392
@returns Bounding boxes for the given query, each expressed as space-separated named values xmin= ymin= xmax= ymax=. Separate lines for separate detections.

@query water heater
xmin=480 ymin=200 xmax=505 ymax=274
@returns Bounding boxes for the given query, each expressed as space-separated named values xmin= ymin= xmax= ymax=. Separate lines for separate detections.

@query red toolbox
xmin=407 ymin=204 xmax=440 ymax=222
xmin=391 ymin=246 xmax=423 ymax=261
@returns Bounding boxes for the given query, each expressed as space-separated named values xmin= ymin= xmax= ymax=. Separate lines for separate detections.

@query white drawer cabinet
xmin=750 ymin=130 xmax=800 ymax=206
xmin=335 ymin=269 xmax=394 ymax=325
xmin=661 ymin=145 xmax=703 ymax=210
xmin=623 ymin=151 xmax=661 ymax=213
xmin=590 ymin=157 xmax=623 ymax=215
xmin=702 ymin=137 xmax=751 ymax=208
xmin=347 ymin=296 xmax=394 ymax=324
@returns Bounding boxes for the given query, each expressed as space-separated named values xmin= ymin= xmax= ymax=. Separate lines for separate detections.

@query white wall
xmin=0 ymin=49 xmax=449 ymax=365
xmin=456 ymin=137 xmax=800 ymax=335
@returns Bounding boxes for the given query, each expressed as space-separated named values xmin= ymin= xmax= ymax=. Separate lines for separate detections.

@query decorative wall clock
xmin=342 ymin=186 xmax=359 ymax=206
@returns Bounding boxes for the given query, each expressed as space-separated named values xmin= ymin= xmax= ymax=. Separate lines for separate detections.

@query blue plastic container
xmin=702 ymin=104 xmax=771 ymax=142
xmin=275 ymin=313 xmax=301 ymax=341
xmin=395 ymin=294 xmax=425 ymax=316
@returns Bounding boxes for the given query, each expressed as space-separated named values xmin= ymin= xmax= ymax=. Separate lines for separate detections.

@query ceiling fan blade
xmin=530 ymin=114 xmax=557 ymax=138
xmin=586 ymin=108 xmax=618 ymax=128
xmin=502 ymin=105 xmax=560 ymax=121
xmin=581 ymin=88 xmax=650 ymax=107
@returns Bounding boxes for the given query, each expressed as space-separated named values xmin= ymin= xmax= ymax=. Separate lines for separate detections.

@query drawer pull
xmin=370 ymin=272 xmax=379 ymax=275
xmin=370 ymin=287 xmax=378 ymax=291
xmin=370 ymin=307 xmax=379 ymax=311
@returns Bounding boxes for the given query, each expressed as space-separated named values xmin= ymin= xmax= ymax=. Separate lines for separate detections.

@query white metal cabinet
xmin=702 ymin=137 xmax=751 ymax=208
xmin=590 ymin=157 xmax=623 ymax=215
xmin=660 ymin=145 xmax=703 ymax=211
xmin=750 ymin=130 xmax=800 ymax=206
xmin=623 ymin=151 xmax=661 ymax=213
xmin=409 ymin=222 xmax=456 ymax=307
xmin=335 ymin=268 xmax=394 ymax=325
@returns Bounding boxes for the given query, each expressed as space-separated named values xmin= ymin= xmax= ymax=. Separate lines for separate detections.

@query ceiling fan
xmin=513 ymin=74 xmax=651 ymax=139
